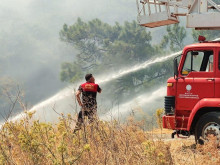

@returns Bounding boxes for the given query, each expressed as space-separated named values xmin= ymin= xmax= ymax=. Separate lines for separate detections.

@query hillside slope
xmin=0 ymin=112 xmax=219 ymax=165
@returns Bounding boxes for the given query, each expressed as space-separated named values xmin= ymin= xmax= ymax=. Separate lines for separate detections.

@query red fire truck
xmin=136 ymin=0 xmax=220 ymax=143
xmin=163 ymin=37 xmax=220 ymax=144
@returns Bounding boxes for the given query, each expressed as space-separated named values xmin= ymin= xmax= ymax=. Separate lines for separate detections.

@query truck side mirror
xmin=174 ymin=58 xmax=178 ymax=79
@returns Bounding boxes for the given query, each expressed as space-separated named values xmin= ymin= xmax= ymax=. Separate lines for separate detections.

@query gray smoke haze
xmin=0 ymin=0 xmax=139 ymax=112
xmin=1 ymin=50 xmax=179 ymax=125
xmin=0 ymin=0 xmax=184 ymax=121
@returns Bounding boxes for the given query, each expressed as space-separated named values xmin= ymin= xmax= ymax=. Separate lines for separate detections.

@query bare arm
xmin=76 ymin=90 xmax=83 ymax=107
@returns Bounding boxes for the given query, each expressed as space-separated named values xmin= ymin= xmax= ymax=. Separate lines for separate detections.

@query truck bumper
xmin=163 ymin=115 xmax=175 ymax=129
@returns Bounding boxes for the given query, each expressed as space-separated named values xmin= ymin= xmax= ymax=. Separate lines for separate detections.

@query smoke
xmin=100 ymin=86 xmax=166 ymax=120
xmin=0 ymin=0 xmax=139 ymax=117
xmin=0 ymin=0 xmax=188 ymax=125
xmin=0 ymin=51 xmax=179 ymax=127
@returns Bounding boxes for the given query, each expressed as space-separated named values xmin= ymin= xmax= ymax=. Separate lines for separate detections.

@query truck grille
xmin=164 ymin=96 xmax=175 ymax=115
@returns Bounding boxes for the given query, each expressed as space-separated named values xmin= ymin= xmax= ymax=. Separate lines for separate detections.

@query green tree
xmin=59 ymin=18 xmax=173 ymax=99
xmin=60 ymin=62 xmax=83 ymax=83
xmin=161 ymin=24 xmax=186 ymax=51
xmin=59 ymin=18 xmax=155 ymax=83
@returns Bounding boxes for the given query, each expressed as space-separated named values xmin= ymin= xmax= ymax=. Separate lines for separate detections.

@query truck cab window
xmin=182 ymin=50 xmax=213 ymax=75
xmin=207 ymin=55 xmax=213 ymax=72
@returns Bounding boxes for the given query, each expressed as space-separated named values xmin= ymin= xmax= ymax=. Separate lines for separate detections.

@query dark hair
xmin=85 ymin=73 xmax=93 ymax=81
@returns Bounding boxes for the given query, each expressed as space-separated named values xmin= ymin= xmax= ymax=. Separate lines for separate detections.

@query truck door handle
xmin=206 ymin=78 xmax=215 ymax=81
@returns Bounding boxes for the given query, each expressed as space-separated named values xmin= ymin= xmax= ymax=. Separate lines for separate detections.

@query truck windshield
xmin=182 ymin=50 xmax=213 ymax=75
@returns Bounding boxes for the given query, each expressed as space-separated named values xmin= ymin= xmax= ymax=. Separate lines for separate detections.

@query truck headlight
xmin=167 ymin=83 xmax=173 ymax=87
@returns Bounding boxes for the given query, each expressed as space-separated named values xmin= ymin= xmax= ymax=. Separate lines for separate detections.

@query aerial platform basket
xmin=138 ymin=11 xmax=179 ymax=28
xmin=136 ymin=0 xmax=180 ymax=28
xmin=136 ymin=0 xmax=220 ymax=30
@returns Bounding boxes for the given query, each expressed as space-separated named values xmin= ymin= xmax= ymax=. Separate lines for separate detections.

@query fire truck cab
xmin=135 ymin=0 xmax=220 ymax=143
xmin=163 ymin=38 xmax=220 ymax=143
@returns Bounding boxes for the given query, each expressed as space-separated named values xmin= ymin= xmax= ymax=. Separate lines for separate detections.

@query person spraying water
xmin=0 ymin=51 xmax=180 ymax=127
xmin=74 ymin=74 xmax=102 ymax=133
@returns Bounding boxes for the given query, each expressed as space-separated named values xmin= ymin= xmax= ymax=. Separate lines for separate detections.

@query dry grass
xmin=0 ymin=111 xmax=220 ymax=165
xmin=168 ymin=137 xmax=220 ymax=165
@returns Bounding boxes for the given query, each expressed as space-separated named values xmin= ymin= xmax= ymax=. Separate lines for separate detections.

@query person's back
xmin=74 ymin=74 xmax=102 ymax=133
xmin=79 ymin=82 xmax=100 ymax=111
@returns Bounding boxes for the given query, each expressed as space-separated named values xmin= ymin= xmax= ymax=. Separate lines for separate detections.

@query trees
xmin=160 ymin=24 xmax=186 ymax=51
xmin=59 ymin=18 xmax=175 ymax=101
xmin=60 ymin=62 xmax=83 ymax=83
xmin=60 ymin=18 xmax=109 ymax=72
xmin=59 ymin=18 xmax=155 ymax=83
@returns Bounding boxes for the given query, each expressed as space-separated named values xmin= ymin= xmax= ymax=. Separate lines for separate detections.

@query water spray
xmin=97 ymin=51 xmax=182 ymax=84
xmin=100 ymin=86 xmax=166 ymax=120
xmin=0 ymin=51 xmax=181 ymax=126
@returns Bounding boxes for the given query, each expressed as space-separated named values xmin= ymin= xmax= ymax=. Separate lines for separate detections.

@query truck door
xmin=176 ymin=50 xmax=215 ymax=111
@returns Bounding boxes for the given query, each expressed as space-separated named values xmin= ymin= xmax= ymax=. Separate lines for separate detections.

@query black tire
xmin=195 ymin=112 xmax=220 ymax=145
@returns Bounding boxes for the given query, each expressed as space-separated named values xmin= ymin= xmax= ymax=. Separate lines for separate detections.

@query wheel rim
xmin=202 ymin=122 xmax=220 ymax=143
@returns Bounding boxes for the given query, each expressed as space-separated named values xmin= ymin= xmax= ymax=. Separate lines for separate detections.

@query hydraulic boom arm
xmin=136 ymin=0 xmax=220 ymax=29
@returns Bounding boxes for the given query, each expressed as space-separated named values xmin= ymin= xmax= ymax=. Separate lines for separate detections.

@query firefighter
xmin=73 ymin=73 xmax=102 ymax=133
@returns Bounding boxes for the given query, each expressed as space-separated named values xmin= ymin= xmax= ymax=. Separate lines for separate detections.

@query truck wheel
xmin=195 ymin=112 xmax=220 ymax=145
